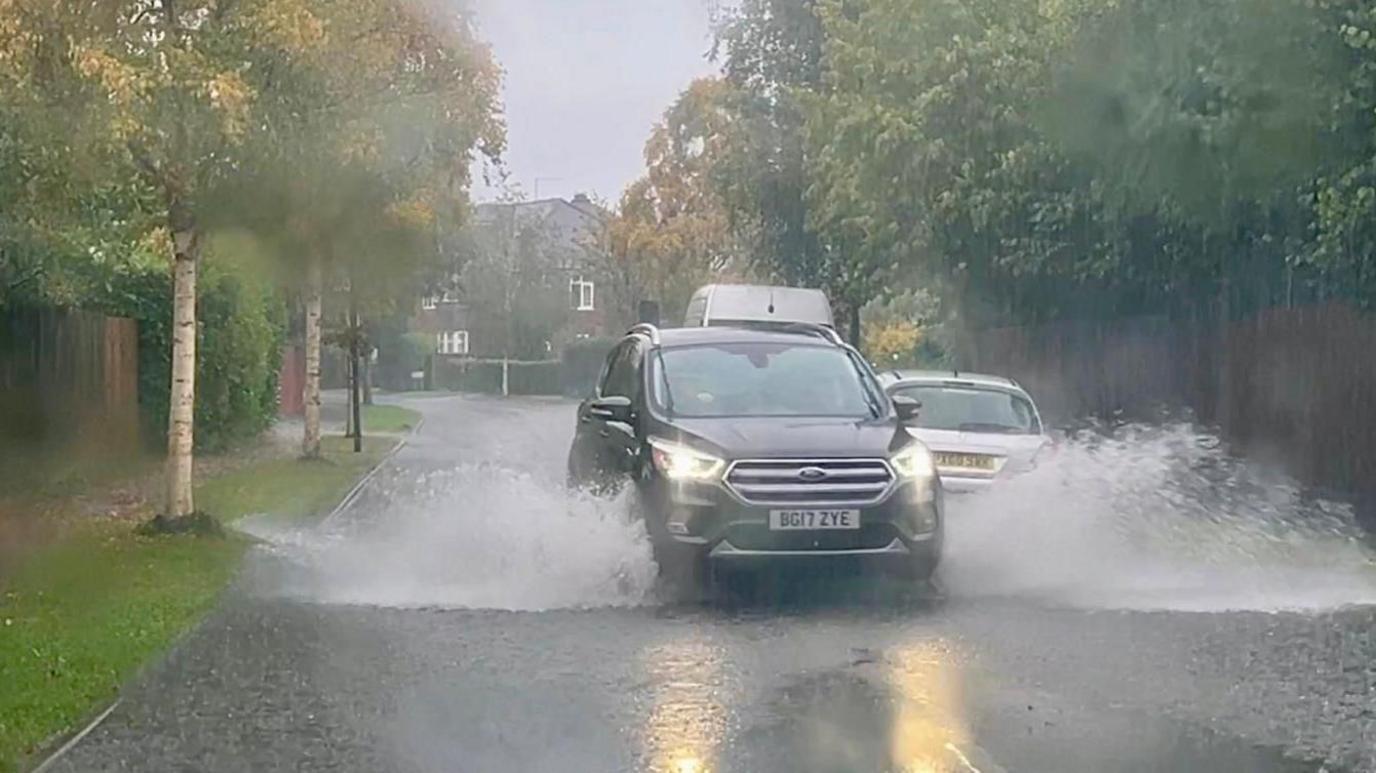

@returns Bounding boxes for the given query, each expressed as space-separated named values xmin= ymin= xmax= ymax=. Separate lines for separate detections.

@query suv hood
xmin=667 ymin=416 xmax=909 ymax=460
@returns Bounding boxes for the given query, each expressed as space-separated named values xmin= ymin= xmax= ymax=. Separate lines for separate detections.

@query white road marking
xmin=32 ymin=700 xmax=121 ymax=773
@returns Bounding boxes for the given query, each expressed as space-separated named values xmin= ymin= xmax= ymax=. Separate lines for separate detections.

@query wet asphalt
xmin=48 ymin=395 xmax=1376 ymax=772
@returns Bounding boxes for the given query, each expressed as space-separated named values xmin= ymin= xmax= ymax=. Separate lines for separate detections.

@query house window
xmin=437 ymin=330 xmax=469 ymax=355
xmin=421 ymin=295 xmax=438 ymax=310
xmin=570 ymin=276 xmax=595 ymax=311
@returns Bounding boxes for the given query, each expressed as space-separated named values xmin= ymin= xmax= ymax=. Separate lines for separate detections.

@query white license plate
xmin=769 ymin=509 xmax=861 ymax=531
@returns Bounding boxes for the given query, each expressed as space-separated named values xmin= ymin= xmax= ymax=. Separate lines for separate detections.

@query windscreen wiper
xmin=863 ymin=388 xmax=882 ymax=419
xmin=846 ymin=352 xmax=883 ymax=418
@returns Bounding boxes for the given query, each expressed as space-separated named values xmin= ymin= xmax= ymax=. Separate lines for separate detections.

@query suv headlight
xmin=890 ymin=442 xmax=936 ymax=479
xmin=649 ymin=437 xmax=725 ymax=481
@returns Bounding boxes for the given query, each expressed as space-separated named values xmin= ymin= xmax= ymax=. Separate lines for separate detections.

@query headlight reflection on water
xmin=639 ymin=638 xmax=727 ymax=773
xmin=887 ymin=642 xmax=981 ymax=773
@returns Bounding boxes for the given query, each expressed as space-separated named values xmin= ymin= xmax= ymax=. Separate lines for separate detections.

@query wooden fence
xmin=960 ymin=302 xmax=1376 ymax=498
xmin=1 ymin=307 xmax=140 ymax=477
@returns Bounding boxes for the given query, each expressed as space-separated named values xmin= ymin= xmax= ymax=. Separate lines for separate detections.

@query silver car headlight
xmin=648 ymin=437 xmax=725 ymax=481
xmin=890 ymin=442 xmax=936 ymax=480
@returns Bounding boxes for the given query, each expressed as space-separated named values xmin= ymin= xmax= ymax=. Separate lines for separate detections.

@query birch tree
xmin=225 ymin=0 xmax=503 ymax=457
xmin=14 ymin=1 xmax=268 ymax=519
xmin=5 ymin=1 xmax=501 ymax=516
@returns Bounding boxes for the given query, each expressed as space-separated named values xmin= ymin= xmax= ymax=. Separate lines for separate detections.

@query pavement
xmin=47 ymin=394 xmax=1376 ymax=772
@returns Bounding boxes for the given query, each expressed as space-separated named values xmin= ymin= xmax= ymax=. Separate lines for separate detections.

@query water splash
xmin=239 ymin=424 xmax=1376 ymax=613
xmin=941 ymin=423 xmax=1376 ymax=612
xmin=238 ymin=463 xmax=658 ymax=611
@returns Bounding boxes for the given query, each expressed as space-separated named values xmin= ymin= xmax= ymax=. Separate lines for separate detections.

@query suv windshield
xmin=653 ymin=343 xmax=878 ymax=418
xmin=892 ymin=384 xmax=1039 ymax=434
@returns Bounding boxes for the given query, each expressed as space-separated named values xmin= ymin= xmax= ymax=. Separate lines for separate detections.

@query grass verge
xmin=0 ymin=434 xmax=392 ymax=771
xmin=359 ymin=403 xmax=421 ymax=434
xmin=197 ymin=435 xmax=393 ymax=525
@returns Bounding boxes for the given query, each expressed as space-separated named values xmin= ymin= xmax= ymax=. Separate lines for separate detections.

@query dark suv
xmin=567 ymin=322 xmax=943 ymax=583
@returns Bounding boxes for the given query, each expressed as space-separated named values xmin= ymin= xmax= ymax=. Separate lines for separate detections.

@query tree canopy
xmin=607 ymin=0 xmax=1376 ymax=343
xmin=0 ymin=0 xmax=505 ymax=512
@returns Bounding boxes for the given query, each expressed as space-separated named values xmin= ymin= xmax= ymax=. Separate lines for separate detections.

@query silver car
xmin=879 ymin=370 xmax=1052 ymax=493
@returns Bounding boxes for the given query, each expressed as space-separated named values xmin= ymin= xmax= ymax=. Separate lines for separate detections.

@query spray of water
xmin=941 ymin=423 xmax=1376 ymax=612
xmin=239 ymin=463 xmax=658 ymax=612
xmin=240 ymin=424 xmax=1376 ymax=614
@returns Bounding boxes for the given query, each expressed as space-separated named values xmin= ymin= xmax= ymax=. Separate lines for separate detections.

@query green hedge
xmin=510 ymin=360 xmax=560 ymax=395
xmin=560 ymin=336 xmax=618 ymax=397
xmin=433 ymin=357 xmax=503 ymax=393
xmin=99 ymin=261 xmax=284 ymax=452
xmin=377 ymin=330 xmax=432 ymax=391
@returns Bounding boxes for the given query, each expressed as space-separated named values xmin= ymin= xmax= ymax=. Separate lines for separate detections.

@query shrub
xmin=383 ymin=332 xmax=435 ymax=390
xmin=99 ymin=261 xmax=284 ymax=452
xmin=863 ymin=321 xmax=922 ymax=368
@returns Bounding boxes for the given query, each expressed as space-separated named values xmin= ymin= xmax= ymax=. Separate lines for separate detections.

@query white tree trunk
xmin=302 ymin=254 xmax=323 ymax=458
xmin=165 ymin=229 xmax=198 ymax=517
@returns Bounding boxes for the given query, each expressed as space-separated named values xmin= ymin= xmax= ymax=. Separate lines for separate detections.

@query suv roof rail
xmin=778 ymin=321 xmax=846 ymax=347
xmin=627 ymin=322 xmax=661 ymax=345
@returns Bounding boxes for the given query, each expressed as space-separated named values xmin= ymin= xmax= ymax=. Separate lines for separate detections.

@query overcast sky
xmin=467 ymin=0 xmax=719 ymax=205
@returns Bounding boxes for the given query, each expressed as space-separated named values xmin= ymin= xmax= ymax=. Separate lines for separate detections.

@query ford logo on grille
xmin=797 ymin=466 xmax=829 ymax=481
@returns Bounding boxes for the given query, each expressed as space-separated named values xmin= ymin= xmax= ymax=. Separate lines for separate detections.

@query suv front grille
xmin=724 ymin=459 xmax=895 ymax=505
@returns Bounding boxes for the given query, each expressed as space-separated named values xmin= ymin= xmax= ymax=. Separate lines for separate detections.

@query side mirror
xmin=892 ymin=395 xmax=922 ymax=422
xmin=589 ymin=395 xmax=634 ymax=424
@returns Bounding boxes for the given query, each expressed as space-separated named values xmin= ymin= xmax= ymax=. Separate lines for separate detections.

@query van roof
xmin=881 ymin=369 xmax=1023 ymax=389
xmin=692 ymin=284 xmax=834 ymax=327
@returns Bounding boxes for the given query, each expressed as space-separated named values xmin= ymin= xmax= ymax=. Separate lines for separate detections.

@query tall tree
xmin=606 ymin=79 xmax=746 ymax=324
xmin=456 ymin=201 xmax=574 ymax=360
xmin=713 ymin=0 xmax=857 ymax=335
xmin=5 ymin=1 xmax=502 ymax=516
xmin=805 ymin=0 xmax=1079 ymax=328
xmin=45 ymin=1 xmax=272 ymax=519
xmin=197 ymin=0 xmax=503 ymax=458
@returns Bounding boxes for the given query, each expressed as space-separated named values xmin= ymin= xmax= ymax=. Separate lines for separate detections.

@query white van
xmin=683 ymin=284 xmax=834 ymax=328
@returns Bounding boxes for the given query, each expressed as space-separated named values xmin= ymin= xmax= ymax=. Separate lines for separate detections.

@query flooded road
xmin=51 ymin=395 xmax=1376 ymax=772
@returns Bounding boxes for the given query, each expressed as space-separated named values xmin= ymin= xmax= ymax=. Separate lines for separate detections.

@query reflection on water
xmin=640 ymin=638 xmax=727 ymax=773
xmin=891 ymin=640 xmax=990 ymax=770
xmin=729 ymin=638 xmax=981 ymax=773
xmin=888 ymin=643 xmax=982 ymax=773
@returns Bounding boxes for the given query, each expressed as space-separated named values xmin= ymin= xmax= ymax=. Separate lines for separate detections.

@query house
xmin=409 ymin=194 xmax=611 ymax=361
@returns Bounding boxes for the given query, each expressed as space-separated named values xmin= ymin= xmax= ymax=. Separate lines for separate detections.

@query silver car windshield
xmin=653 ymin=343 xmax=878 ymax=418
xmin=893 ymin=384 xmax=1040 ymax=434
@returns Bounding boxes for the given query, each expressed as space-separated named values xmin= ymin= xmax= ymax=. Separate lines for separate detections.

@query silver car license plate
xmin=769 ymin=509 xmax=861 ymax=531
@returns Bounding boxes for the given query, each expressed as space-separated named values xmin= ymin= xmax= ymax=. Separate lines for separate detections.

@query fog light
xmin=666 ymin=508 xmax=692 ymax=535
xmin=909 ymin=506 xmax=937 ymax=534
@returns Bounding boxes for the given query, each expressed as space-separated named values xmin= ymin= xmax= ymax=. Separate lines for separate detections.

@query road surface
xmin=50 ymin=394 xmax=1376 ymax=772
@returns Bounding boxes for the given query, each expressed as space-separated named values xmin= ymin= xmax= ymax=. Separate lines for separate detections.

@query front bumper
xmin=645 ymin=476 xmax=942 ymax=561
xmin=708 ymin=534 xmax=934 ymax=559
